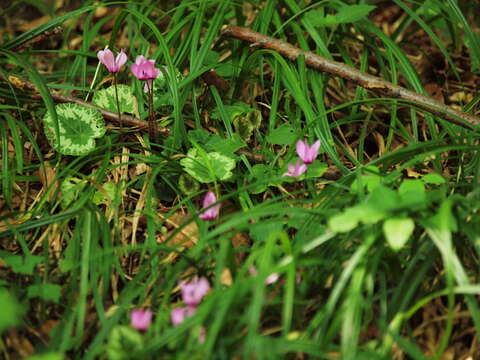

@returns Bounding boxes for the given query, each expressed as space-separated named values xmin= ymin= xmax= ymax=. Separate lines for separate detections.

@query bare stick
xmin=8 ymin=75 xmax=169 ymax=136
xmin=221 ymin=25 xmax=480 ymax=130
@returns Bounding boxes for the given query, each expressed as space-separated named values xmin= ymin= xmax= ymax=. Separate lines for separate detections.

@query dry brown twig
xmin=8 ymin=75 xmax=170 ymax=135
xmin=221 ymin=25 xmax=480 ymax=131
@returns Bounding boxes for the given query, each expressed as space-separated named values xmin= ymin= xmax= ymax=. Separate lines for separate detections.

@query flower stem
xmin=147 ymin=81 xmax=157 ymax=143
xmin=113 ymin=73 xmax=122 ymax=128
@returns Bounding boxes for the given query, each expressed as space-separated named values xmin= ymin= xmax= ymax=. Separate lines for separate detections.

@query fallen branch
xmin=7 ymin=75 xmax=170 ymax=135
xmin=221 ymin=25 xmax=480 ymax=130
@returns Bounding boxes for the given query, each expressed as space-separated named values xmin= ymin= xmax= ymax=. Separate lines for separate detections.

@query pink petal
xmin=265 ymin=273 xmax=280 ymax=285
xmin=199 ymin=192 xmax=220 ymax=220
xmin=98 ymin=49 xmax=115 ymax=72
xmin=114 ymin=50 xmax=127 ymax=70
xmin=202 ymin=191 xmax=216 ymax=207
xmin=296 ymin=140 xmax=308 ymax=161
xmin=181 ymin=277 xmax=210 ymax=306
xmin=171 ymin=306 xmax=196 ymax=326
xmin=130 ymin=309 xmax=153 ymax=331
xmin=135 ymin=55 xmax=146 ymax=64
xmin=298 ymin=162 xmax=307 ymax=175
xmin=311 ymin=140 xmax=321 ymax=156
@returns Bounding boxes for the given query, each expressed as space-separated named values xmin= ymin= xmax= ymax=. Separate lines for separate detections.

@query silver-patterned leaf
xmin=42 ymin=103 xmax=105 ymax=156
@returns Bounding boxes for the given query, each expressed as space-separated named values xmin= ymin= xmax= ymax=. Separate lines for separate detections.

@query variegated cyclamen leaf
xmin=93 ymin=85 xmax=135 ymax=114
xmin=42 ymin=103 xmax=105 ymax=156
xmin=180 ymin=148 xmax=236 ymax=183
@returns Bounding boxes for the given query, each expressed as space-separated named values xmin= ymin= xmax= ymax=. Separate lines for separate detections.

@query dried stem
xmin=221 ymin=25 xmax=480 ymax=130
xmin=7 ymin=75 xmax=169 ymax=136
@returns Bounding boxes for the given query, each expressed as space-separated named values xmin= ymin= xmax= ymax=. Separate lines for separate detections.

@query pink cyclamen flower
xmin=248 ymin=266 xmax=279 ymax=285
xmin=181 ymin=277 xmax=210 ymax=307
xmin=171 ymin=306 xmax=197 ymax=326
xmin=265 ymin=273 xmax=280 ymax=285
xmin=131 ymin=55 xmax=161 ymax=81
xmin=199 ymin=191 xmax=221 ymax=221
xmin=283 ymin=159 xmax=307 ymax=177
xmin=296 ymin=139 xmax=321 ymax=164
xmin=130 ymin=309 xmax=153 ymax=331
xmin=97 ymin=47 xmax=127 ymax=73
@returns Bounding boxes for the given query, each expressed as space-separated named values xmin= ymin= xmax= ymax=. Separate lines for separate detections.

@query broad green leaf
xmin=107 ymin=325 xmax=144 ymax=360
xmin=26 ymin=353 xmax=64 ymax=360
xmin=178 ymin=173 xmax=200 ymax=195
xmin=266 ymin=124 xmax=300 ymax=145
xmin=42 ymin=103 xmax=106 ymax=156
xmin=383 ymin=217 xmax=415 ymax=251
xmin=211 ymin=102 xmax=251 ymax=121
xmin=305 ymin=161 xmax=328 ymax=178
xmin=356 ymin=204 xmax=387 ymax=224
xmin=305 ymin=5 xmax=375 ymax=27
xmin=60 ymin=177 xmax=86 ymax=208
xmin=93 ymin=85 xmax=135 ymax=114
xmin=399 ymin=179 xmax=425 ymax=194
xmin=188 ymin=129 xmax=212 ymax=144
xmin=249 ymin=164 xmax=279 ymax=194
xmin=180 ymin=148 xmax=236 ymax=183
xmin=93 ymin=182 xmax=117 ymax=205
xmin=398 ymin=179 xmax=426 ymax=208
xmin=422 ymin=173 xmax=446 ymax=185
xmin=206 ymin=133 xmax=246 ymax=155
xmin=365 ymin=185 xmax=399 ymax=212
xmin=27 ymin=283 xmax=62 ymax=303
xmin=328 ymin=207 xmax=362 ymax=233
xmin=233 ymin=115 xmax=255 ymax=141
xmin=0 ymin=289 xmax=24 ymax=333
xmin=1 ymin=253 xmax=44 ymax=274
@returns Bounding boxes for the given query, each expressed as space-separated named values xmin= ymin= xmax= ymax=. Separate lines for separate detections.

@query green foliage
xmin=180 ymin=148 xmax=236 ymax=183
xmin=178 ymin=173 xmax=200 ymax=195
xmin=0 ymin=289 xmax=24 ymax=334
xmin=152 ymin=66 xmax=183 ymax=109
xmin=383 ymin=217 xmax=415 ymax=251
xmin=26 ymin=353 xmax=64 ymax=360
xmin=93 ymin=85 xmax=135 ymax=114
xmin=305 ymin=4 xmax=376 ymax=27
xmin=266 ymin=123 xmax=300 ymax=145
xmin=212 ymin=102 xmax=261 ymax=142
xmin=27 ymin=283 xmax=62 ymax=303
xmin=0 ymin=253 xmax=44 ymax=274
xmin=60 ymin=177 xmax=87 ymax=208
xmin=106 ymin=326 xmax=144 ymax=360
xmin=42 ymin=103 xmax=106 ymax=156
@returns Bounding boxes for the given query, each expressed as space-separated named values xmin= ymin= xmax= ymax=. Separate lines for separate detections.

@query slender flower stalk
xmin=97 ymin=47 xmax=127 ymax=128
xmin=131 ymin=55 xmax=161 ymax=142
xmin=113 ymin=72 xmax=122 ymax=127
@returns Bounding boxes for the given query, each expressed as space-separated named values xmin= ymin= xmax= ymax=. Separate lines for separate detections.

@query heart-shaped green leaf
xmin=93 ymin=85 xmax=135 ymax=114
xmin=383 ymin=217 xmax=415 ymax=251
xmin=42 ymin=103 xmax=106 ymax=156
xmin=180 ymin=148 xmax=236 ymax=183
